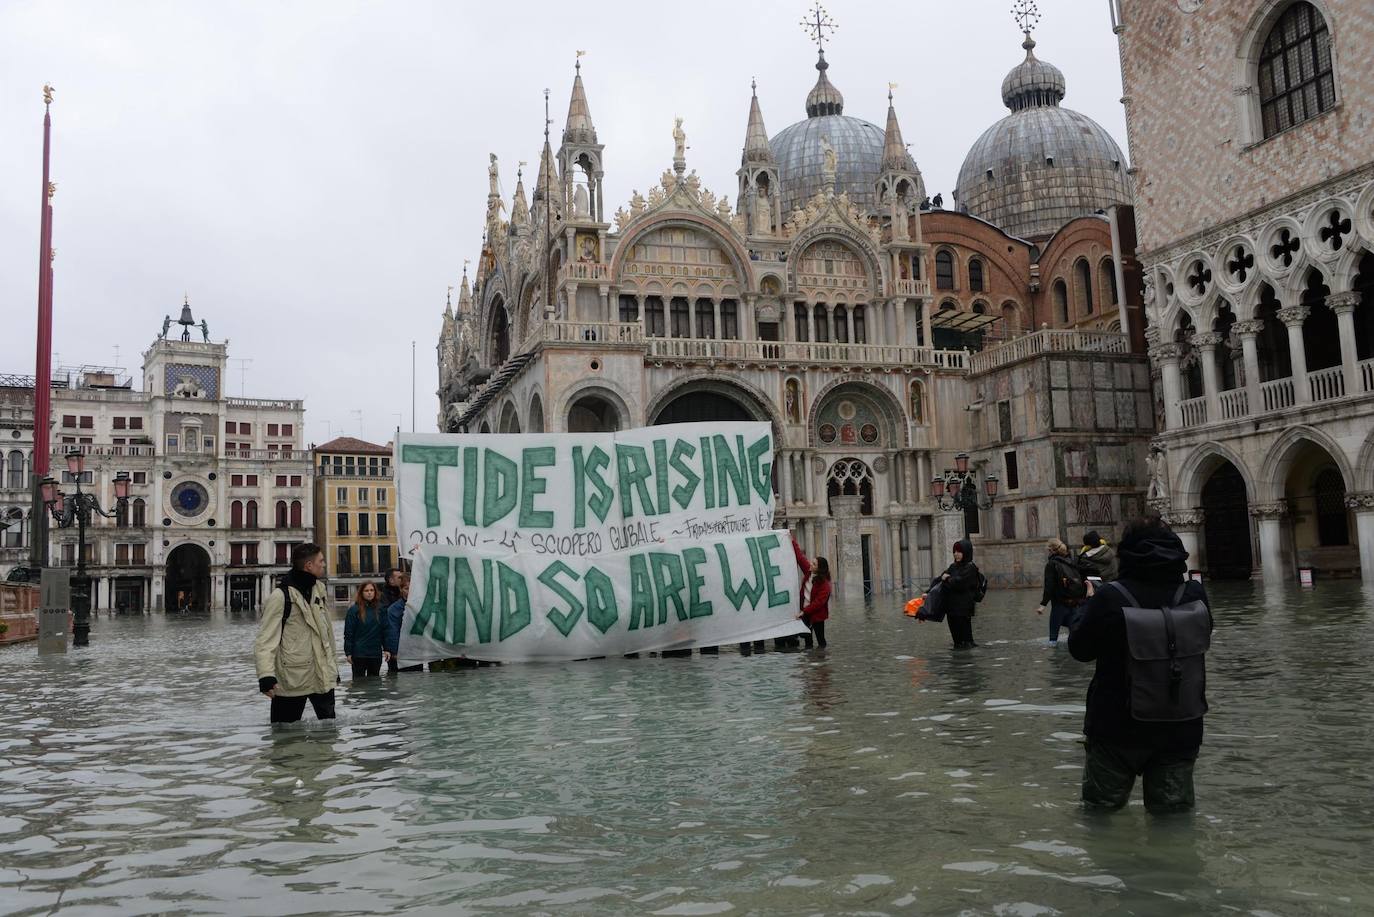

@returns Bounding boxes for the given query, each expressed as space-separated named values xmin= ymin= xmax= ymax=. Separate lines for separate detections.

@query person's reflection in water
xmin=802 ymin=655 xmax=838 ymax=714
xmin=1073 ymin=809 xmax=1208 ymax=910
xmin=257 ymin=731 xmax=342 ymax=843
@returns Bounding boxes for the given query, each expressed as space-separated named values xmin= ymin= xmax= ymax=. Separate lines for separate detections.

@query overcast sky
xmin=0 ymin=1 xmax=1127 ymax=445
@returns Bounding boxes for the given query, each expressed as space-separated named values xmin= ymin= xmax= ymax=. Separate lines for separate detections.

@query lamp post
xmin=41 ymin=449 xmax=130 ymax=647
xmin=931 ymin=451 xmax=998 ymax=536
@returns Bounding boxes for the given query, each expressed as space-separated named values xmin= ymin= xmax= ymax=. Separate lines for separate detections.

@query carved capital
xmin=1143 ymin=325 xmax=1162 ymax=348
xmin=1344 ymin=492 xmax=1374 ymax=511
xmin=1276 ymin=305 xmax=1311 ymax=327
xmin=1167 ymin=508 xmax=1205 ymax=528
xmin=1148 ymin=342 xmax=1185 ymax=364
xmin=1250 ymin=501 xmax=1288 ymax=519
xmin=1325 ymin=291 xmax=1361 ymax=314
xmin=1229 ymin=319 xmax=1265 ymax=337
xmin=1191 ymin=332 xmax=1224 ymax=350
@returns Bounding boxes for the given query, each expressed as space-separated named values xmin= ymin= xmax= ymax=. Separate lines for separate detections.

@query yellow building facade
xmin=312 ymin=437 xmax=397 ymax=606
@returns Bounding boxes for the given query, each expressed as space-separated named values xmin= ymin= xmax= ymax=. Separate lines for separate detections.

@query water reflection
xmin=0 ymin=582 xmax=1371 ymax=913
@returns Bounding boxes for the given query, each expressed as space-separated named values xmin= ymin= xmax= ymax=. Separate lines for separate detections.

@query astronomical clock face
xmin=167 ymin=478 xmax=213 ymax=522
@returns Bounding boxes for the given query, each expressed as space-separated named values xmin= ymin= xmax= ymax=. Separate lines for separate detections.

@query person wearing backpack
xmin=1067 ymin=514 xmax=1212 ymax=814
xmin=1077 ymin=531 xmax=1119 ymax=583
xmin=1037 ymin=538 xmax=1087 ymax=645
xmin=930 ymin=537 xmax=981 ymax=648
xmin=253 ymin=543 xmax=339 ymax=723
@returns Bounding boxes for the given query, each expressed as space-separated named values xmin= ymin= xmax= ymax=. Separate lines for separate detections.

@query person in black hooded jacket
xmin=930 ymin=537 xmax=980 ymax=648
xmin=1067 ymin=514 xmax=1212 ymax=814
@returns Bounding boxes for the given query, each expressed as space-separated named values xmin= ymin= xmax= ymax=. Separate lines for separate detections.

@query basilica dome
xmin=955 ymin=34 xmax=1131 ymax=242
xmin=771 ymin=52 xmax=886 ymax=216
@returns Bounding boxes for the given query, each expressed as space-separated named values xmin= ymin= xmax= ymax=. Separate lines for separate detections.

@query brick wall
xmin=1118 ymin=0 xmax=1374 ymax=256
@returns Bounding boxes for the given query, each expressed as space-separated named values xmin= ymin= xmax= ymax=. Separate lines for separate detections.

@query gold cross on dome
xmin=799 ymin=3 xmax=837 ymax=50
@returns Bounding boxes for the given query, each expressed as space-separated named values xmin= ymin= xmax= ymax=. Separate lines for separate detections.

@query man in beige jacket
xmin=254 ymin=543 xmax=340 ymax=723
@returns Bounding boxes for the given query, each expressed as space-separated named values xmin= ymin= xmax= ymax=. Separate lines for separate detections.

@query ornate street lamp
xmin=931 ymin=452 xmax=998 ymax=535
xmin=42 ymin=449 xmax=131 ymax=647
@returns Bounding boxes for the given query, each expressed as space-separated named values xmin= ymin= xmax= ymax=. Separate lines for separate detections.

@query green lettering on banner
xmin=616 ymin=444 xmax=656 ymax=519
xmin=653 ymin=439 xmax=670 ymax=516
xmin=453 ymin=556 xmax=493 ymax=644
xmin=409 ymin=556 xmax=451 ymax=640
xmin=462 ymin=447 xmax=479 ymax=526
xmin=718 ymin=540 xmax=765 ymax=610
xmin=682 ymin=547 xmax=712 ymax=619
xmin=519 ymin=446 xmax=556 ymax=528
xmin=668 ymin=439 xmax=700 ymax=509
xmin=700 ymin=436 xmax=715 ymax=509
xmin=402 ymin=445 xmax=458 ymax=527
xmin=584 ymin=566 xmax=618 ymax=634
xmin=573 ymin=445 xmax=614 ymax=528
xmin=539 ymin=560 xmax=584 ymax=637
xmin=482 ymin=449 xmax=519 ymax=526
xmin=628 ymin=554 xmax=654 ymax=630
xmin=498 ymin=561 xmax=531 ymax=641
xmin=712 ymin=434 xmax=750 ymax=507
xmin=747 ymin=435 xmax=773 ymax=502
xmin=755 ymin=533 xmax=790 ymax=608
xmin=648 ymin=551 xmax=688 ymax=624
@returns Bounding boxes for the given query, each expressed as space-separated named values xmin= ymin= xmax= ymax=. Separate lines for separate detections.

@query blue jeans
xmin=1049 ymin=602 xmax=1074 ymax=642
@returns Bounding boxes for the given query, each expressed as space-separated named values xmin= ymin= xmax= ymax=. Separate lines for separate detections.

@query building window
xmin=379 ymin=545 xmax=392 ymax=571
xmin=276 ymin=475 xmax=287 ymax=487
xmin=79 ymin=416 xmax=93 ymax=429
xmin=1075 ymin=258 xmax=1093 ymax=315
xmin=133 ymin=472 xmax=147 ymax=484
xmin=964 ymin=502 xmax=980 ymax=536
xmin=359 ymin=545 xmax=375 ymax=574
xmin=1000 ymin=506 xmax=1016 ymax=540
xmin=813 ymin=304 xmax=830 ymax=342
xmin=290 ymin=475 xmax=301 ymax=487
xmin=290 ymin=500 xmax=302 ymax=527
xmin=337 ymin=487 xmax=347 ymax=504
xmin=358 ymin=513 xmax=370 ymax=536
xmin=232 ymin=474 xmax=244 ymax=487
xmin=282 ymin=424 xmax=293 ymax=436
xmin=246 ymin=500 xmax=258 ymax=528
xmin=276 ymin=500 xmax=289 ymax=527
xmin=267 ymin=423 xmax=279 ymax=436
xmin=1258 ymin=2 xmax=1335 ymax=139
xmin=230 ymin=543 xmax=244 ymax=565
xmin=240 ymin=422 xmax=251 ymax=435
xmin=794 ymin=302 xmax=810 ymax=342
xmin=1004 ymin=451 xmax=1020 ymax=491
xmin=62 ymin=415 xmax=76 ymax=428
xmin=337 ymin=512 xmax=349 ymax=535
xmin=376 ymin=489 xmax=387 ymax=504
xmin=226 ymin=421 xmax=236 ymax=434
xmin=935 ymin=250 xmax=955 ymax=291
xmin=670 ymin=297 xmax=690 ymax=338
xmin=133 ymin=543 xmax=147 ymax=564
xmin=115 ymin=543 xmax=129 ymax=565
xmin=619 ymin=295 xmax=639 ymax=323
xmin=166 ymin=434 xmax=179 ymax=453
xmin=246 ymin=474 xmax=258 ymax=486
xmin=1314 ymin=467 xmax=1349 ymax=545
xmin=853 ymin=305 xmax=866 ymax=344
xmin=968 ymin=258 xmax=985 ymax=292
xmin=377 ymin=514 xmax=388 ymax=537
xmin=129 ymin=417 xmax=143 ymax=430
xmin=998 ymin=400 xmax=1013 ymax=443
xmin=720 ymin=300 xmax=739 ymax=340
xmin=113 ymin=417 xmax=126 ymax=430
xmin=1101 ymin=258 xmax=1119 ymax=306
xmin=358 ymin=487 xmax=368 ymax=504
xmin=336 ymin=546 xmax=351 ymax=574
xmin=275 ymin=542 xmax=289 ymax=565
xmin=132 ymin=498 xmax=147 ymax=527
xmin=231 ymin=500 xmax=243 ymax=529
xmin=1053 ymin=279 xmax=1069 ymax=325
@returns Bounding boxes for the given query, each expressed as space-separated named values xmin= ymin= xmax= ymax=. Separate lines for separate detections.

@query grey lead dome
xmin=956 ymin=34 xmax=1131 ymax=241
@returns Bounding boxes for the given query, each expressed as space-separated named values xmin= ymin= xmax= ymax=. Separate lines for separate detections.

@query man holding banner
xmin=393 ymin=422 xmax=809 ymax=664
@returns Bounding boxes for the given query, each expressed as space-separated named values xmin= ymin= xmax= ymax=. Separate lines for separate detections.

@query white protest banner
xmin=399 ymin=531 xmax=804 ymax=663
xmin=395 ymin=422 xmax=776 ymax=560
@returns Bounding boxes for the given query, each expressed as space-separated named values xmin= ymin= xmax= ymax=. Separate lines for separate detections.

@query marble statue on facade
xmin=488 ymin=154 xmax=500 ymax=197
xmin=820 ymin=135 xmax=837 ymax=190
xmin=673 ymin=118 xmax=687 ymax=162
xmin=1146 ymin=442 xmax=1170 ymax=502
xmin=574 ymin=183 xmax=591 ymax=218
xmin=200 ymin=319 xmax=210 ymax=343
xmin=753 ymin=186 xmax=771 ymax=235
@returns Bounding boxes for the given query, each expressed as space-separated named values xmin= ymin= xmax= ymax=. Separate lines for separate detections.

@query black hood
xmin=954 ymin=537 xmax=974 ymax=564
xmin=1118 ymin=526 xmax=1188 ymax=583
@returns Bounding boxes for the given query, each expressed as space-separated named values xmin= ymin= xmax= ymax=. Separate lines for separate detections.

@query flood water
xmin=2 ymin=581 xmax=1372 ymax=915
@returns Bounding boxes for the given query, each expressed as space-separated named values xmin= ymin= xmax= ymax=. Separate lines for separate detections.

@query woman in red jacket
xmin=800 ymin=557 xmax=831 ymax=648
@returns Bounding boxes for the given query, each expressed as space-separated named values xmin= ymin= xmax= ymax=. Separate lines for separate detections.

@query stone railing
xmin=222 ymin=449 xmax=309 ymax=462
xmin=57 ymin=388 xmax=146 ymax=403
xmin=52 ymin=444 xmax=156 ymax=458
xmin=644 ymin=337 xmax=967 ymax=369
xmin=1260 ymin=377 xmax=1295 ymax=412
xmin=1179 ymin=396 xmax=1208 ymax=428
xmin=560 ymin=262 xmax=612 ymax=284
xmin=1219 ymin=388 xmax=1249 ymax=421
xmin=1308 ymin=365 xmax=1346 ymax=403
xmin=542 ymin=321 xmax=645 ymax=345
xmin=893 ymin=279 xmax=931 ymax=298
xmin=967 ymin=329 xmax=1130 ymax=374
xmin=227 ymin=397 xmax=304 ymax=410
xmin=1361 ymin=358 xmax=1374 ymax=395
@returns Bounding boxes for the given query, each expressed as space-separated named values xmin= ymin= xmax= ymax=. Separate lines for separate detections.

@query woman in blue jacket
xmin=343 ymin=581 xmax=386 ymax=678
xmin=383 ymin=573 xmax=422 ymax=673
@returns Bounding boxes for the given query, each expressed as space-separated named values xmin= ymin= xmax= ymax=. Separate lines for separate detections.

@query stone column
xmin=1232 ymin=320 xmax=1264 ymax=417
xmin=636 ymin=294 xmax=645 ymax=323
xmin=713 ymin=299 xmax=722 ymax=341
xmin=1150 ymin=343 xmax=1185 ymax=430
xmin=1250 ymin=502 xmax=1288 ymax=583
xmin=932 ymin=509 xmax=965 ymax=564
xmin=1167 ymin=508 xmax=1204 ymax=574
xmin=806 ymin=303 xmax=816 ymax=344
xmin=830 ymin=494 xmax=864 ymax=602
xmin=1278 ymin=305 xmax=1311 ymax=405
xmin=921 ymin=299 xmax=933 ymax=349
xmin=1328 ymin=291 xmax=1361 ymax=396
xmin=1194 ymin=332 xmax=1223 ymax=423
xmin=846 ymin=306 xmax=856 ymax=344
xmin=1345 ymin=493 xmax=1374 ymax=584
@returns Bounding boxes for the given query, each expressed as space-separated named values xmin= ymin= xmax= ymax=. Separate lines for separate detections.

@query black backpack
xmin=974 ymin=571 xmax=989 ymax=603
xmin=1112 ymin=582 xmax=1211 ymax=722
xmin=1052 ymin=556 xmax=1087 ymax=605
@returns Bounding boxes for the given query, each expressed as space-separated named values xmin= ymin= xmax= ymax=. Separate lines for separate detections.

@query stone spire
xmin=533 ymin=138 xmax=559 ymax=203
xmin=457 ymin=268 xmax=472 ymax=320
xmin=741 ymin=79 xmax=774 ymax=166
xmin=511 ymin=168 xmax=530 ymax=229
xmin=562 ymin=59 xmax=597 ymax=144
xmin=805 ymin=50 xmax=844 ymax=117
xmin=881 ymin=89 xmax=916 ymax=172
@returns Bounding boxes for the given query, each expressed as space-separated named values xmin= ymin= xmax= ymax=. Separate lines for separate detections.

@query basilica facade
xmin=438 ymin=31 xmax=1151 ymax=595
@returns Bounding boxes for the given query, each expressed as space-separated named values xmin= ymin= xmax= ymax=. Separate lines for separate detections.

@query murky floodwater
xmin=2 ymin=581 xmax=1373 ymax=915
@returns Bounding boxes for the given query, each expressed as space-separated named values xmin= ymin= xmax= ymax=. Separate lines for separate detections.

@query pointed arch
xmin=1173 ymin=440 xmax=1257 ymax=510
xmin=1258 ymin=423 xmax=1357 ymax=502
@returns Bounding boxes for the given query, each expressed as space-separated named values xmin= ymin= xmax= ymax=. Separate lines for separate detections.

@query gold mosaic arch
xmin=610 ymin=214 xmax=753 ymax=294
xmin=787 ymin=228 xmax=882 ymax=298
xmin=805 ymin=377 xmax=907 ymax=449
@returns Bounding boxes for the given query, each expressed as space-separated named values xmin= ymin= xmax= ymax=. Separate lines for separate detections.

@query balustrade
xmin=1179 ymin=396 xmax=1208 ymax=428
xmin=1307 ymin=365 xmax=1346 ymax=403
xmin=1219 ymin=388 xmax=1249 ymax=421
xmin=1359 ymin=357 xmax=1374 ymax=394
xmin=967 ymin=329 xmax=1129 ymax=374
xmin=1260 ymin=377 xmax=1295 ymax=412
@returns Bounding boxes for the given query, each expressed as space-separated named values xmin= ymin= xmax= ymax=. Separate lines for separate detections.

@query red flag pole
xmin=30 ymin=85 xmax=54 ymax=569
